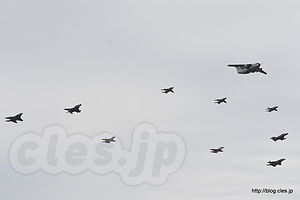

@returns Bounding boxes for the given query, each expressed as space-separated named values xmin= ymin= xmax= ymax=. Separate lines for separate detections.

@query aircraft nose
xmin=257 ymin=63 xmax=261 ymax=67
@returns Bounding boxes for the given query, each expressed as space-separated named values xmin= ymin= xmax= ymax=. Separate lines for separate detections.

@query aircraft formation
xmin=214 ymin=63 xmax=287 ymax=166
xmin=5 ymin=62 xmax=288 ymax=167
xmin=265 ymin=132 xmax=287 ymax=167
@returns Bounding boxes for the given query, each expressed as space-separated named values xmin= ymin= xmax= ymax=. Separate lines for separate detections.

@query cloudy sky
xmin=1 ymin=0 xmax=300 ymax=199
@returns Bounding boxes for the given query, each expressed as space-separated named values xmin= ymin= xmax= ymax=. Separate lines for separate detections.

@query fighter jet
xmin=214 ymin=97 xmax=227 ymax=104
xmin=65 ymin=104 xmax=82 ymax=114
xmin=267 ymin=158 xmax=285 ymax=167
xmin=5 ymin=113 xmax=23 ymax=123
xmin=210 ymin=147 xmax=224 ymax=153
xmin=266 ymin=106 xmax=278 ymax=112
xmin=161 ymin=87 xmax=174 ymax=94
xmin=228 ymin=62 xmax=267 ymax=75
xmin=102 ymin=136 xmax=116 ymax=143
xmin=271 ymin=133 xmax=288 ymax=142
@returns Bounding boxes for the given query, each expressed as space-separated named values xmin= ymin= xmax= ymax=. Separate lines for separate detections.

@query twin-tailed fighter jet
xmin=266 ymin=106 xmax=278 ymax=112
xmin=210 ymin=147 xmax=224 ymax=153
xmin=161 ymin=87 xmax=174 ymax=94
xmin=214 ymin=97 xmax=227 ymax=104
xmin=65 ymin=104 xmax=82 ymax=114
xmin=267 ymin=158 xmax=285 ymax=167
xmin=5 ymin=113 xmax=23 ymax=123
xmin=102 ymin=136 xmax=116 ymax=143
xmin=271 ymin=133 xmax=288 ymax=142
xmin=228 ymin=62 xmax=267 ymax=75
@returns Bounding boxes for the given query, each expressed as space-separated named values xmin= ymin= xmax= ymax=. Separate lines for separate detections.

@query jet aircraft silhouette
xmin=215 ymin=97 xmax=227 ymax=104
xmin=161 ymin=87 xmax=174 ymax=94
xmin=266 ymin=106 xmax=278 ymax=112
xmin=267 ymin=158 xmax=285 ymax=167
xmin=65 ymin=104 xmax=82 ymax=114
xmin=102 ymin=136 xmax=116 ymax=143
xmin=210 ymin=147 xmax=224 ymax=153
xmin=271 ymin=133 xmax=288 ymax=142
xmin=5 ymin=113 xmax=23 ymax=123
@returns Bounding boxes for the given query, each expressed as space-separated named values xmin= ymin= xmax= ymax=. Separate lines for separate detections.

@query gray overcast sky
xmin=1 ymin=0 xmax=300 ymax=199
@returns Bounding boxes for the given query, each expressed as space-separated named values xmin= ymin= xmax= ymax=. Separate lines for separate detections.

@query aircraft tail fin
xmin=258 ymin=68 xmax=267 ymax=74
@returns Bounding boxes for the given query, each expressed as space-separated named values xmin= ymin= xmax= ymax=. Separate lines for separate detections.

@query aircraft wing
xmin=227 ymin=64 xmax=246 ymax=67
